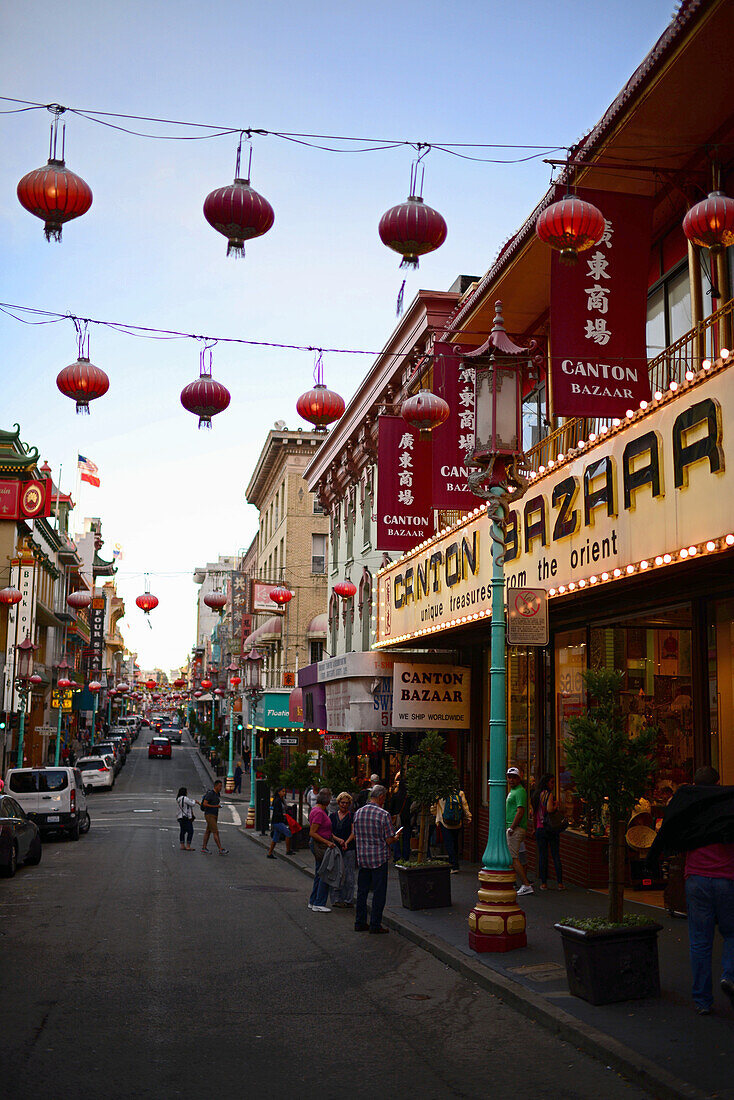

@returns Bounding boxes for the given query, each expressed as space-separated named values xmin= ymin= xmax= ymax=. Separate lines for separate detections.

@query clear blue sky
xmin=1 ymin=0 xmax=675 ymax=669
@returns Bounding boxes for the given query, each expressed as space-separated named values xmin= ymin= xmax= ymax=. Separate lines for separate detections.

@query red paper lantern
xmin=0 ymin=586 xmax=23 ymax=606
xmin=89 ymin=680 xmax=102 ymax=694
xmin=146 ymin=678 xmax=156 ymax=691
xmin=57 ymin=357 xmax=110 ymax=415
xmin=180 ymin=351 xmax=231 ymax=430
xmin=136 ymin=593 xmax=159 ymax=614
xmin=29 ymin=673 xmax=43 ymax=686
xmin=17 ymin=122 xmax=92 ymax=243
xmin=334 ymin=580 xmax=357 ymax=600
xmin=200 ymin=678 xmax=213 ymax=690
xmin=535 ymin=194 xmax=605 ymax=265
xmin=203 ymin=172 xmax=274 ymax=258
xmin=174 ymin=678 xmax=186 ymax=688
xmin=66 ymin=589 xmax=92 ymax=610
xmin=296 ymin=384 xmax=345 ymax=431
xmin=57 ymin=677 xmax=72 ymax=689
xmin=269 ymin=585 xmax=293 ymax=607
xmin=230 ymin=676 xmax=242 ymax=687
xmin=683 ymin=191 xmax=734 ymax=253
xmin=204 ymin=592 xmax=227 ymax=611
xmin=401 ymin=389 xmax=450 ymax=440
xmin=379 ymin=195 xmax=447 ymax=269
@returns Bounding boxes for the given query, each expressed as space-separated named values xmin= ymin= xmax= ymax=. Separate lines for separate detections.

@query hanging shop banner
xmin=550 ymin=189 xmax=653 ymax=419
xmin=431 ymin=342 xmax=477 ymax=511
xmin=251 ymin=580 xmax=281 ymax=613
xmin=0 ymin=479 xmax=52 ymax=520
xmin=376 ymin=415 xmax=435 ymax=552
xmin=2 ymin=557 xmax=36 ymax=713
xmin=392 ymin=662 xmax=471 ymax=728
xmin=87 ymin=596 xmax=105 ymax=670
xmin=231 ymin=572 xmax=249 ymax=651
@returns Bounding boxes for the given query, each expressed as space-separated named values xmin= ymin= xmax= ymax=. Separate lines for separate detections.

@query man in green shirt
xmin=506 ymin=767 xmax=533 ymax=895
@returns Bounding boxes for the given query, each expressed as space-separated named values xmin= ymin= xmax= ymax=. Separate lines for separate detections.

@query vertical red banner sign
xmin=431 ymin=341 xmax=477 ymax=510
xmin=550 ymin=189 xmax=653 ymax=419
xmin=376 ymin=416 xmax=435 ymax=552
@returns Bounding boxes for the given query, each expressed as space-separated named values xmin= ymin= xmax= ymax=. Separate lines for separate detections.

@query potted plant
xmin=283 ymin=750 xmax=314 ymax=850
xmin=398 ymin=730 xmax=457 ymax=910
xmin=556 ymin=668 xmax=661 ymax=1004
xmin=262 ymin=744 xmax=284 ymax=792
xmin=322 ymin=738 xmax=354 ymax=799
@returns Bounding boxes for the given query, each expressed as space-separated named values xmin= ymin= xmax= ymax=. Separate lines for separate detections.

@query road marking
xmin=224 ymin=802 xmax=241 ymax=826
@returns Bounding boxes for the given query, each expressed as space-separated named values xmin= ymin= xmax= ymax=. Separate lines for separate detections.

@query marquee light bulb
xmin=654 ymin=390 xmax=663 ymax=400
xmin=557 ymin=453 xmax=564 ymax=462
xmin=655 ymin=555 xmax=663 ymax=565
xmin=613 ymin=568 xmax=622 ymax=577
xmin=726 ymin=534 xmax=734 ymax=546
xmin=568 ymin=582 xmax=576 ymax=591
xmin=626 ymin=564 xmax=634 ymax=574
xmin=640 ymin=560 xmax=649 ymax=569
xmin=588 ymin=433 xmax=597 ymax=442
xmin=680 ymin=548 xmax=688 ymax=558
xmin=703 ymin=359 xmax=712 ymax=370
xmin=688 ymin=546 xmax=697 ymax=556
xmin=601 ymin=572 xmax=609 ymax=581
xmin=722 ymin=349 xmax=730 ymax=359
xmin=578 ymin=578 xmax=586 ymax=587
xmin=538 ymin=465 xmax=546 ymax=474
xmin=558 ymin=585 xmax=566 ymax=594
xmin=589 ymin=575 xmax=597 ymax=584
xmin=663 ymin=553 xmax=672 ymax=563
xmin=640 ymin=400 xmax=648 ymax=410
xmin=685 ymin=370 xmax=695 ymax=381
xmin=577 ymin=439 xmax=586 ymax=448
xmin=706 ymin=541 xmax=716 ymax=551
xmin=670 ymin=381 xmax=678 ymax=391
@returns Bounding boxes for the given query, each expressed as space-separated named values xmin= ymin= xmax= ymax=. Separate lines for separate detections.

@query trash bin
xmin=255 ymin=778 xmax=270 ymax=835
xmin=286 ymin=801 xmax=309 ymax=850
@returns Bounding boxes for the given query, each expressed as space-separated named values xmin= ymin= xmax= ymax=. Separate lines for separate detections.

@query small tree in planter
xmin=322 ymin=738 xmax=354 ymax=799
xmin=262 ymin=745 xmax=284 ymax=792
xmin=283 ymin=750 xmax=314 ymax=827
xmin=558 ymin=668 xmax=660 ymax=1004
xmin=406 ymin=730 xmax=459 ymax=864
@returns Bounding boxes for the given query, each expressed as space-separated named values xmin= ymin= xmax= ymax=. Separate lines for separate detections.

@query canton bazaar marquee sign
xmin=375 ymin=363 xmax=733 ymax=646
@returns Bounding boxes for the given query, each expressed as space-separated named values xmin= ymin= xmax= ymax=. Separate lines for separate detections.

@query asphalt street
xmin=2 ymin=736 xmax=649 ymax=1100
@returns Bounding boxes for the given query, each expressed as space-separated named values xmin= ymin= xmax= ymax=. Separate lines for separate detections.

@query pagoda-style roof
xmin=93 ymin=550 xmax=117 ymax=577
xmin=0 ymin=423 xmax=40 ymax=474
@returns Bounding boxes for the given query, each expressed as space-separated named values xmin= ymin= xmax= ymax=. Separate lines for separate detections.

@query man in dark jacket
xmin=649 ymin=767 xmax=734 ymax=1015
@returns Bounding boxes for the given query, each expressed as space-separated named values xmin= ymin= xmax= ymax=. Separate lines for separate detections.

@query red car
xmin=148 ymin=736 xmax=172 ymax=759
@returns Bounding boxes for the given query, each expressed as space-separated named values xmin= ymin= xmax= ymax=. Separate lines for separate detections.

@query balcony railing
xmin=524 ymin=298 xmax=733 ymax=473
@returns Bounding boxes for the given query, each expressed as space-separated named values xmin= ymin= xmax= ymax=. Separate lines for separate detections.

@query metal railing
xmin=524 ymin=298 xmax=733 ymax=473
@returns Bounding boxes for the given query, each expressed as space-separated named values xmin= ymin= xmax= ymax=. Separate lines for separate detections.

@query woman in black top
xmin=329 ymin=793 xmax=356 ymax=906
xmin=267 ymin=786 xmax=293 ymax=858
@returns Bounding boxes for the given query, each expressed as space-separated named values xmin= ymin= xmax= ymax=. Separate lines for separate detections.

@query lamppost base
xmin=245 ymin=805 xmax=255 ymax=829
xmin=468 ymin=868 xmax=527 ymax=953
xmin=225 ymin=775 xmax=235 ymax=794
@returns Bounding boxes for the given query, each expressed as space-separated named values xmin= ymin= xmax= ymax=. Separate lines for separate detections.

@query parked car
xmin=162 ymin=726 xmax=182 ymax=745
xmin=148 ymin=736 xmax=172 ymax=759
xmin=0 ymin=795 xmax=42 ymax=876
xmin=91 ymin=742 xmax=123 ymax=775
xmin=4 ymin=767 xmax=90 ymax=840
xmin=109 ymin=730 xmax=132 ymax=754
xmin=106 ymin=737 xmax=128 ymax=764
xmin=117 ymin=716 xmax=140 ymax=741
xmin=76 ymin=756 xmax=115 ymax=792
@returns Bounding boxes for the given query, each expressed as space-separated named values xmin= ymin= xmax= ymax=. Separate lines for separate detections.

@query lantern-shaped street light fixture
xmin=54 ymin=656 xmax=72 ymax=765
xmin=14 ymin=636 xmax=38 ymax=767
xmin=225 ymin=659 xmax=241 ymax=793
xmin=242 ymin=649 xmax=264 ymax=827
xmin=463 ymin=300 xmax=532 ymax=954
xmin=89 ymin=679 xmax=102 ymax=738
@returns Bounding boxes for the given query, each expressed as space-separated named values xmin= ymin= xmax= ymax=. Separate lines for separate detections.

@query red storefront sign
xmin=431 ymin=341 xmax=476 ymax=510
xmin=550 ymin=189 xmax=653 ymax=419
xmin=376 ymin=416 xmax=435 ymax=552
xmin=0 ymin=479 xmax=52 ymax=519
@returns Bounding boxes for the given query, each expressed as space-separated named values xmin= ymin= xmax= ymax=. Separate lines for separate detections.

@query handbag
xmin=285 ymin=812 xmax=301 ymax=833
xmin=546 ymin=808 xmax=569 ymax=832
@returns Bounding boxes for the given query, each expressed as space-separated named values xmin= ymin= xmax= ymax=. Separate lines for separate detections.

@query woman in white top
xmin=176 ymin=787 xmax=198 ymax=850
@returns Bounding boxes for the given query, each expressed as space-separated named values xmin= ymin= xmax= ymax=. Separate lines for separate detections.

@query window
xmin=522 ymin=382 xmax=547 ymax=453
xmin=311 ymin=534 xmax=327 ymax=575
xmin=346 ymin=494 xmax=355 ymax=561
xmin=309 ymin=640 xmax=324 ymax=664
xmin=331 ymin=511 xmax=339 ymax=571
xmin=646 ymin=263 xmax=691 ymax=357
xmin=312 ymin=494 xmax=325 ymax=514
xmin=362 ymin=480 xmax=372 ymax=547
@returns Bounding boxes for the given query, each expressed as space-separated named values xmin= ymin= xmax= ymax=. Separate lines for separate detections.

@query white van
xmin=4 ymin=767 xmax=90 ymax=840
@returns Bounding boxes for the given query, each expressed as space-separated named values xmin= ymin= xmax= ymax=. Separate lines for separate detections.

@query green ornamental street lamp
xmin=242 ymin=648 xmax=264 ymax=830
xmin=14 ymin=635 xmax=39 ymax=767
xmin=55 ymin=656 xmax=72 ymax=766
xmin=225 ymin=660 xmax=241 ymax=793
xmin=465 ymin=301 xmax=535 ymax=953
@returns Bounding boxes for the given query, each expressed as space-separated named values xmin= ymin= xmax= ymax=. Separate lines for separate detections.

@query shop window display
xmin=507 ymin=647 xmax=538 ymax=789
xmin=555 ymin=629 xmax=587 ymax=828
xmin=708 ymin=597 xmax=734 ymax=784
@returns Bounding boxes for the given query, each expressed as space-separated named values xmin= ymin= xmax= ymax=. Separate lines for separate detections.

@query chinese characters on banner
xmin=376 ymin=416 xmax=435 ymax=551
xmin=550 ymin=189 xmax=653 ymax=418
xmin=2 ymin=558 xmax=36 ymax=712
xmin=431 ymin=342 xmax=477 ymax=511
xmin=87 ymin=596 xmax=106 ymax=673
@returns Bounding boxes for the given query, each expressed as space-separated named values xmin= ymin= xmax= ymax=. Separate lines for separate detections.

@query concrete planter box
xmin=556 ymin=921 xmax=662 ymax=1005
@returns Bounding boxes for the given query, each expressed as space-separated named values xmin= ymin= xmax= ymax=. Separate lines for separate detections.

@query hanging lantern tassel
xmin=396 ymin=279 xmax=406 ymax=318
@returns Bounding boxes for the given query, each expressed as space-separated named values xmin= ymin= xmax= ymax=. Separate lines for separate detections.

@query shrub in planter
xmin=398 ymin=731 xmax=459 ymax=910
xmin=283 ymin=750 xmax=314 ymax=842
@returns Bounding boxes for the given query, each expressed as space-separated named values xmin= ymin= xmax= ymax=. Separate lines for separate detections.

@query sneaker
xmin=218 ymin=848 xmax=229 ymax=855
xmin=313 ymin=905 xmax=331 ymax=913
xmin=266 ymin=853 xmax=276 ymax=859
xmin=201 ymin=848 xmax=211 ymax=854
xmin=721 ymin=979 xmax=734 ymax=1007
xmin=517 ymin=884 xmax=534 ymax=896
xmin=307 ymin=903 xmax=315 ymax=910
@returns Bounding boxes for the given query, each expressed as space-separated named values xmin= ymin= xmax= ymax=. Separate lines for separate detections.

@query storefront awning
xmin=306 ymin=613 xmax=327 ymax=639
xmin=243 ymin=616 xmax=282 ymax=649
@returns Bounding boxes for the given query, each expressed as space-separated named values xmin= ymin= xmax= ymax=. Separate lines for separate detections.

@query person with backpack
xmin=176 ymin=786 xmax=198 ymax=850
xmin=434 ymin=788 xmax=472 ymax=873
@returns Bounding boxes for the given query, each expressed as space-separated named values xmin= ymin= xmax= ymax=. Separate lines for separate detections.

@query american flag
xmin=78 ymin=454 xmax=100 ymax=487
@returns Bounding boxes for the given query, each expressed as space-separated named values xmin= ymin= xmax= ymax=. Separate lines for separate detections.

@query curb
xmin=241 ymin=827 xmax=707 ymax=1100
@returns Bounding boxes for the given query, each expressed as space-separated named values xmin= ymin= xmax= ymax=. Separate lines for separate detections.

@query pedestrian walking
xmin=201 ymin=780 xmax=228 ymax=855
xmin=353 ymin=784 xmax=401 ymax=934
xmin=267 ymin=785 xmax=293 ymax=858
xmin=389 ymin=779 xmax=412 ymax=863
xmin=330 ymin=792 xmax=356 ymax=906
xmin=434 ymin=788 xmax=471 ymax=873
xmin=308 ymin=788 xmax=337 ymax=912
xmin=506 ymin=767 xmax=533 ymax=895
xmin=531 ymin=773 xmax=565 ymax=890
xmin=306 ymin=780 xmax=320 ymax=812
xmin=649 ymin=766 xmax=734 ymax=1015
xmin=234 ymin=762 xmax=243 ymax=794
xmin=176 ymin=786 xmax=197 ymax=850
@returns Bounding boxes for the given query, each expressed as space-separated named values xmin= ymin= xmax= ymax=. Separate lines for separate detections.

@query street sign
xmin=274 ymin=735 xmax=299 ymax=746
xmin=35 ymin=725 xmax=56 ymax=737
xmin=506 ymin=587 xmax=549 ymax=646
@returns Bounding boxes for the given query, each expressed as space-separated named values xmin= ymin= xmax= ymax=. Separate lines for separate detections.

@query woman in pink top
xmin=308 ymin=788 xmax=337 ymax=913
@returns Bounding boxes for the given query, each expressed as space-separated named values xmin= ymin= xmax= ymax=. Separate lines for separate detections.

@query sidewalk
xmin=242 ymin=825 xmax=733 ymax=1100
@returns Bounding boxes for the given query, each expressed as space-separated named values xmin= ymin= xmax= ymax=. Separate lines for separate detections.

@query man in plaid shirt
xmin=353 ymin=785 xmax=401 ymax=934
